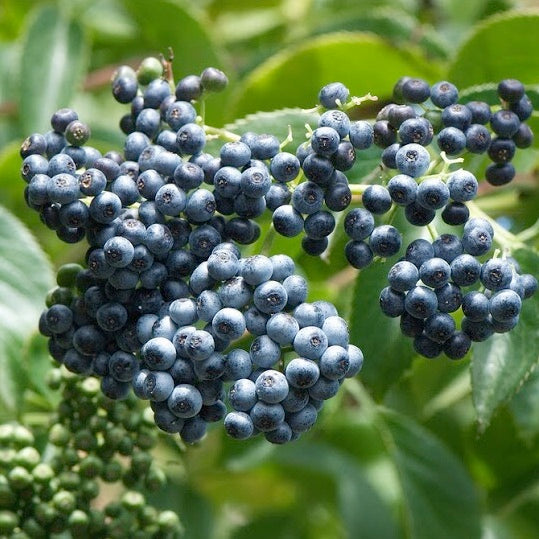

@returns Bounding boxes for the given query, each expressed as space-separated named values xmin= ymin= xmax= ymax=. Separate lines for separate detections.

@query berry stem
xmin=280 ymin=125 xmax=294 ymax=150
xmin=348 ymin=183 xmax=370 ymax=195
xmin=516 ymin=217 xmax=539 ymax=243
xmin=203 ymin=125 xmax=241 ymax=142
xmin=427 ymin=222 xmax=439 ymax=240
xmin=260 ymin=223 xmax=276 ymax=256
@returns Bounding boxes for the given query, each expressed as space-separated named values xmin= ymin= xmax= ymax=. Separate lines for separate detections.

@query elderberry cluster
xmin=22 ymin=57 xmax=366 ymax=445
xmin=0 ymin=370 xmax=181 ymax=538
xmin=18 ymin=51 xmax=537 ymax=442
xmin=379 ymin=218 xmax=537 ymax=359
xmin=391 ymin=77 xmax=533 ymax=185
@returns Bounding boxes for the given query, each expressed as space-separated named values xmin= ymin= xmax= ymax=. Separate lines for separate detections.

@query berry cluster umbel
xmin=380 ymin=220 xmax=537 ymax=359
xmin=23 ymin=57 xmax=364 ymax=445
xmin=19 ymin=54 xmax=537 ymax=441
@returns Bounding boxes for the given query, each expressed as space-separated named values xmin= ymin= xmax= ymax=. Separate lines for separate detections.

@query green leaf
xmin=511 ymin=367 xmax=539 ymax=441
xmin=447 ymin=11 xmax=539 ymax=88
xmin=0 ymin=205 xmax=54 ymax=419
xmin=349 ymin=213 xmax=424 ymax=399
xmin=349 ymin=261 xmax=414 ymax=400
xmin=221 ymin=107 xmax=321 ymax=153
xmin=273 ymin=442 xmax=399 ymax=539
xmin=379 ymin=408 xmax=482 ymax=539
xmin=229 ymin=32 xmax=443 ymax=119
xmin=471 ymin=247 xmax=539 ymax=432
xmin=19 ymin=5 xmax=88 ymax=133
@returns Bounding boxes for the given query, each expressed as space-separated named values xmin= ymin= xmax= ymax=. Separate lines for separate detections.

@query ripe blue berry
xmin=362 ymin=185 xmax=392 ymax=214
xmin=416 ymin=178 xmax=449 ymax=210
xmin=318 ymin=82 xmax=349 ymax=108
xmin=387 ymin=173 xmax=418 ymax=207
xmin=480 ymin=259 xmax=514 ymax=291
xmin=369 ymin=225 xmax=402 ymax=257
xmin=395 ymin=143 xmax=430 ymax=178
xmin=404 ymin=286 xmax=438 ymax=319
xmin=430 ymin=81 xmax=458 ymax=108
xmin=167 ymin=384 xmax=203 ymax=418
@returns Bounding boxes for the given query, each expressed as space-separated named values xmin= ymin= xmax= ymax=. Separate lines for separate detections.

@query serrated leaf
xmin=471 ymin=247 xmax=539 ymax=433
xmin=447 ymin=11 xmax=539 ymax=88
xmin=229 ymin=32 xmax=443 ymax=119
xmin=379 ymin=408 xmax=482 ymax=539
xmin=19 ymin=5 xmax=88 ymax=133
xmin=0 ymin=205 xmax=54 ymax=418
xmin=221 ymin=108 xmax=320 ymax=153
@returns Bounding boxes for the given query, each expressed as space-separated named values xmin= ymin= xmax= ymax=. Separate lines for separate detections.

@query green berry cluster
xmin=0 ymin=368 xmax=182 ymax=538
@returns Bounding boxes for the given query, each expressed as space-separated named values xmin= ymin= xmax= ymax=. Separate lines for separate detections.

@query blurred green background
xmin=1 ymin=1 xmax=539 ymax=538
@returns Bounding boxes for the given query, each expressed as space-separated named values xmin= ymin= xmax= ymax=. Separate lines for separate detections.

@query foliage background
xmin=1 ymin=0 xmax=539 ymax=537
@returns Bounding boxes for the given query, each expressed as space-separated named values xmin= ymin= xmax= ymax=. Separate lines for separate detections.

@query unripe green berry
xmin=52 ymin=490 xmax=76 ymax=515
xmin=144 ymin=465 xmax=166 ymax=491
xmin=74 ymin=429 xmax=97 ymax=452
xmin=56 ymin=263 xmax=83 ymax=288
xmin=139 ymin=505 xmax=158 ymax=526
xmin=0 ymin=510 xmax=18 ymax=534
xmin=21 ymin=517 xmax=46 ymax=538
xmin=15 ymin=446 xmax=41 ymax=469
xmin=122 ymin=413 xmax=141 ymax=432
xmin=80 ymin=377 xmax=100 ymax=397
xmin=0 ymin=424 xmax=15 ymax=445
xmin=79 ymin=455 xmax=103 ymax=478
xmin=13 ymin=425 xmax=34 ymax=448
xmin=0 ymin=480 xmax=16 ymax=509
xmin=0 ymin=448 xmax=16 ymax=466
xmin=48 ymin=514 xmax=68 ymax=534
xmin=88 ymin=508 xmax=106 ymax=533
xmin=61 ymin=448 xmax=80 ymax=467
xmin=8 ymin=466 xmax=33 ymax=490
xmin=135 ymin=429 xmax=157 ymax=450
xmin=58 ymin=470 xmax=80 ymax=491
xmin=104 ymin=501 xmax=123 ymax=518
xmin=137 ymin=57 xmax=164 ymax=85
xmin=45 ymin=368 xmax=62 ymax=390
xmin=122 ymin=469 xmax=139 ymax=488
xmin=32 ymin=463 xmax=54 ymax=484
xmin=158 ymin=510 xmax=182 ymax=533
xmin=56 ymin=401 xmax=74 ymax=421
xmin=46 ymin=286 xmax=73 ymax=307
xmin=80 ymin=479 xmax=100 ymax=501
xmin=102 ymin=460 xmax=123 ymax=482
xmin=118 ymin=435 xmax=134 ymax=456
xmin=104 ymin=427 xmax=124 ymax=449
xmin=68 ymin=509 xmax=89 ymax=533
xmin=49 ymin=424 xmax=70 ymax=446
xmin=121 ymin=490 xmax=145 ymax=512
xmin=35 ymin=503 xmax=58 ymax=526
xmin=130 ymin=451 xmax=152 ymax=476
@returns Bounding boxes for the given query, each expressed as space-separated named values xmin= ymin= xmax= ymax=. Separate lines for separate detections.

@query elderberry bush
xmin=18 ymin=52 xmax=537 ymax=446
